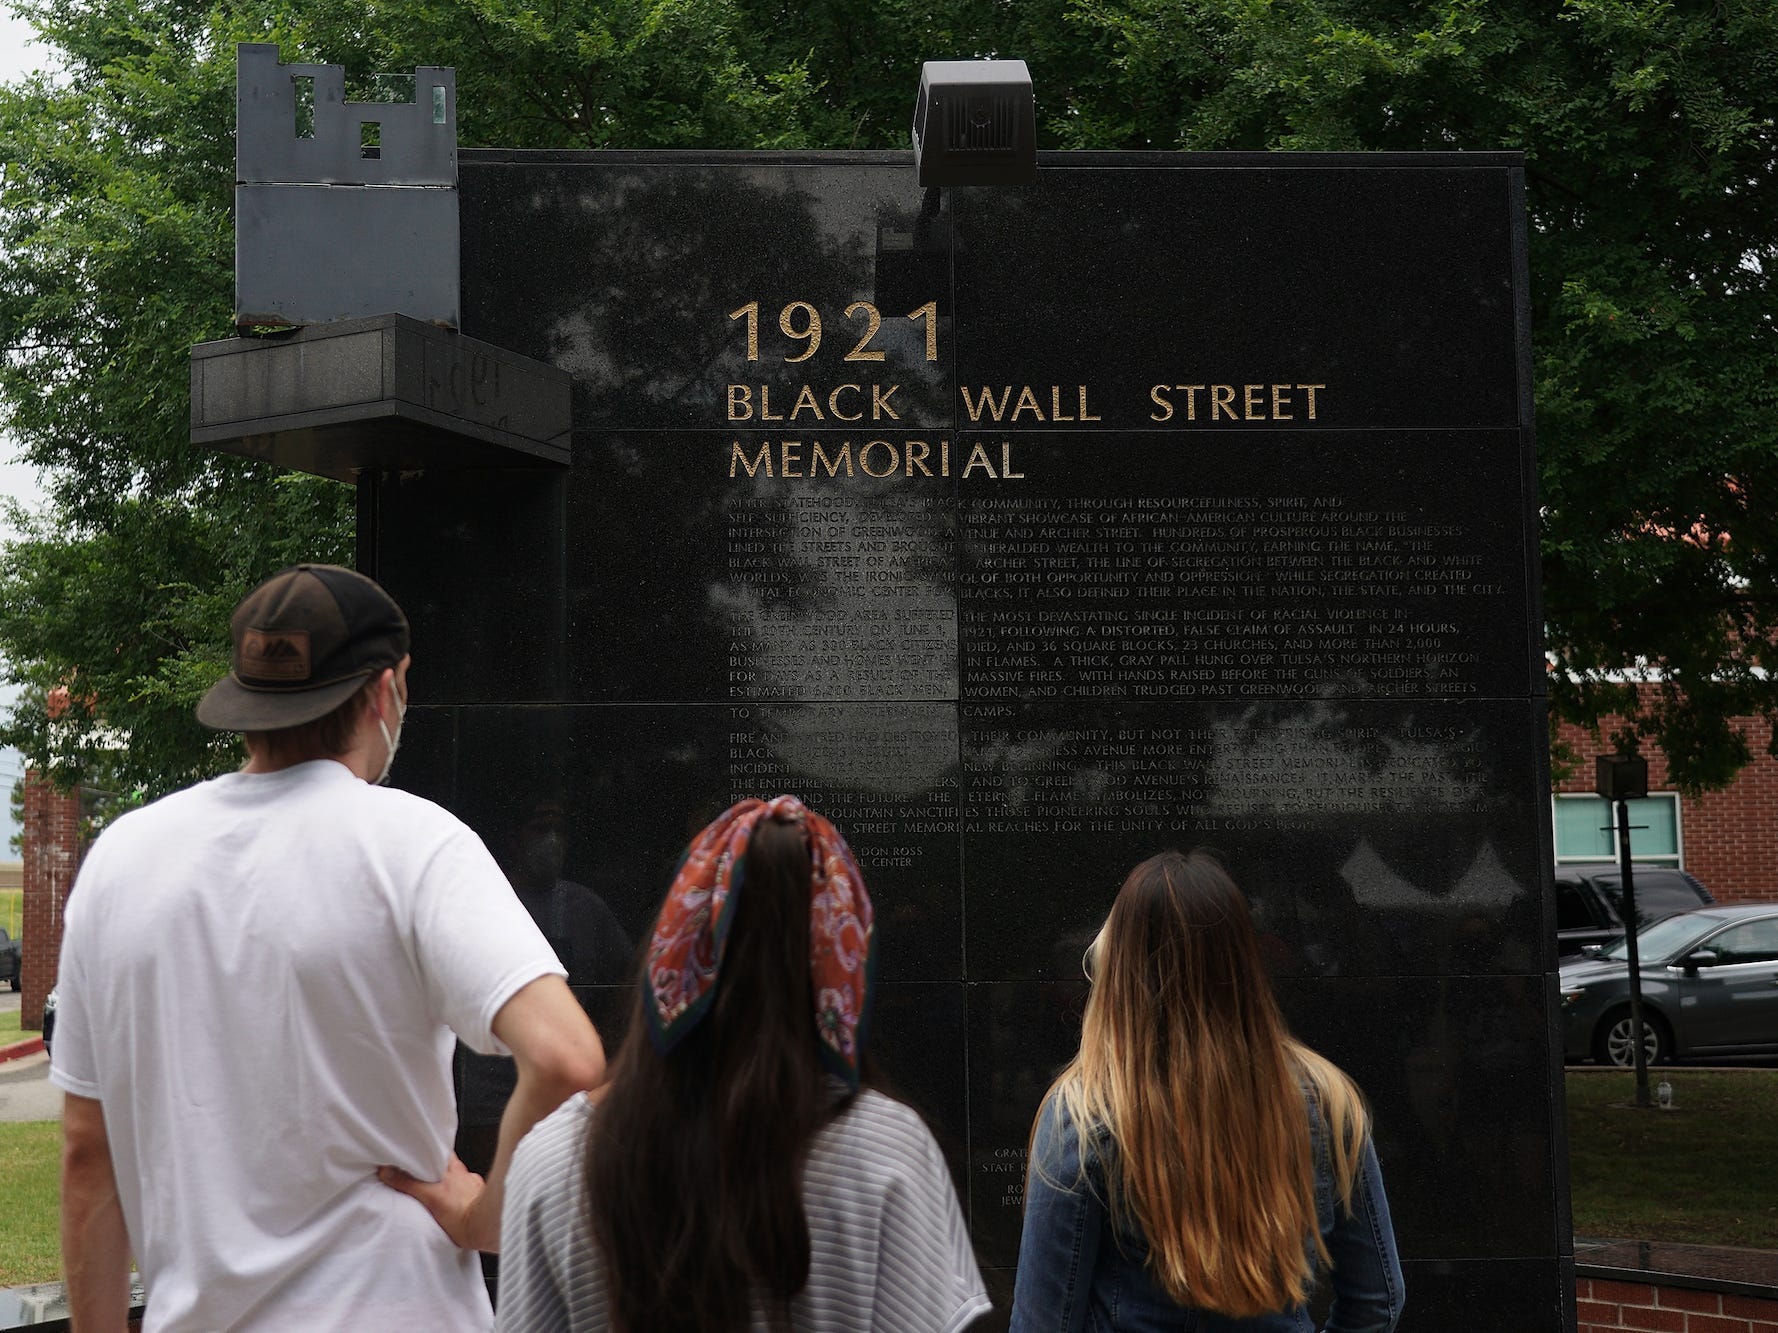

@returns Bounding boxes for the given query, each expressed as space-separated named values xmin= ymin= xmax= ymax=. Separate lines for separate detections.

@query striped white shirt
xmin=497 ymin=1090 xmax=990 ymax=1332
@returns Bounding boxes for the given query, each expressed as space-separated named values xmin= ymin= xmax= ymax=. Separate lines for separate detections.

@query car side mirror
xmin=1679 ymin=949 xmax=1719 ymax=974
xmin=1581 ymin=943 xmax=1604 ymax=958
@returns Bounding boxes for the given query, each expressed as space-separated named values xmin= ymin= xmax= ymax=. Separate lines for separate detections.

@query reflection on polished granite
xmin=949 ymin=166 xmax=1520 ymax=432
xmin=1282 ymin=974 xmax=1559 ymax=1261
xmin=461 ymin=159 xmax=951 ymax=431
xmin=370 ymin=468 xmax=569 ymax=706
xmin=562 ymin=433 xmax=961 ymax=705
xmin=1576 ymin=1237 xmax=1778 ymax=1297
xmin=446 ymin=703 xmax=964 ymax=983
xmin=963 ymin=698 xmax=1547 ymax=981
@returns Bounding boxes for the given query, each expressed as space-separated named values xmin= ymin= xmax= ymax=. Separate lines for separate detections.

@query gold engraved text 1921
xmin=727 ymin=300 xmax=940 ymax=365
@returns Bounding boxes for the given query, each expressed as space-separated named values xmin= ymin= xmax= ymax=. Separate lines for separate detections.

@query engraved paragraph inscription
xmin=963 ymin=494 xmax=1505 ymax=699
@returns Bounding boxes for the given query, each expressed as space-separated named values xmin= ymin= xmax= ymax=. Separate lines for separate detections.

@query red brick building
xmin=1553 ymin=703 xmax=1778 ymax=905
xmin=1577 ymin=1274 xmax=1778 ymax=1333
xmin=18 ymin=771 xmax=81 ymax=1030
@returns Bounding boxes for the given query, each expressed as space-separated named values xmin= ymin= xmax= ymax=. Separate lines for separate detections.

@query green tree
xmin=0 ymin=0 xmax=356 ymax=797
xmin=2 ymin=0 xmax=1774 ymax=797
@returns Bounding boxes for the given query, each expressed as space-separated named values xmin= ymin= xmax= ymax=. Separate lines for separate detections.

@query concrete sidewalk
xmin=0 ymin=1050 xmax=61 ymax=1121
xmin=1 ymin=990 xmax=46 ymax=1065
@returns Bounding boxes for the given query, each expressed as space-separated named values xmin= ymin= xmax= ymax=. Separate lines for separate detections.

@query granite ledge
xmin=1576 ymin=1237 xmax=1778 ymax=1300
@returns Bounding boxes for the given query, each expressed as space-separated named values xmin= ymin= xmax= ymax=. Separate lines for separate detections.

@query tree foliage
xmin=0 ymin=0 xmax=356 ymax=797
xmin=1 ymin=0 xmax=1774 ymax=796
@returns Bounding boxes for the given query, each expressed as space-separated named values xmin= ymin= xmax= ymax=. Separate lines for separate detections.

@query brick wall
xmin=1554 ymin=693 xmax=1778 ymax=904
xmin=1578 ymin=1277 xmax=1778 ymax=1332
xmin=20 ymin=771 xmax=82 ymax=1029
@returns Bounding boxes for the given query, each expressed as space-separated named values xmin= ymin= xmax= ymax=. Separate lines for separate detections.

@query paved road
xmin=1 ymin=989 xmax=20 ymax=1015
xmin=0 ymin=1052 xmax=59 ymax=1122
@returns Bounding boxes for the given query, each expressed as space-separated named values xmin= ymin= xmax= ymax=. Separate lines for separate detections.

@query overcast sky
xmin=0 ymin=10 xmax=56 ymax=850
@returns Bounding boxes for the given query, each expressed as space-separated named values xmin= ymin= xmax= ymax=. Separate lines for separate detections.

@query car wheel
xmin=1593 ymin=1007 xmax=1670 ymax=1068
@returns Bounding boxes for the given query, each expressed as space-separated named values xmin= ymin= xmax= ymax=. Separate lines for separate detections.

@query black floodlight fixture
xmin=1595 ymin=753 xmax=1649 ymax=801
xmin=912 ymin=59 xmax=1036 ymax=187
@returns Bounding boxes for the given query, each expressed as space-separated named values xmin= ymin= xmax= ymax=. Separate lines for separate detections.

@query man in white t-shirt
xmin=51 ymin=564 xmax=606 ymax=1332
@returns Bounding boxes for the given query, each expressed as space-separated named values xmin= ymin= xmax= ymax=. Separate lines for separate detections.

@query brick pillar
xmin=20 ymin=771 xmax=82 ymax=1029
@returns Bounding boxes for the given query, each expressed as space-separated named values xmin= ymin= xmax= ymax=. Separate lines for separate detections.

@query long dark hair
xmin=585 ymin=817 xmax=849 ymax=1332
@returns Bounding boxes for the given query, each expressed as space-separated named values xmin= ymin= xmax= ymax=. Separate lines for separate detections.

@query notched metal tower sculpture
xmin=234 ymin=43 xmax=459 ymax=328
xmin=191 ymin=45 xmax=569 ymax=481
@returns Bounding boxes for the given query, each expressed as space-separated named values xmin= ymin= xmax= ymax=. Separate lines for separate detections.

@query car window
xmin=1699 ymin=919 xmax=1778 ymax=966
xmin=1633 ymin=875 xmax=1709 ymax=911
xmin=1597 ymin=873 xmax=1707 ymax=930
xmin=1600 ymin=914 xmax=1718 ymax=962
xmin=1556 ymin=881 xmax=1600 ymax=932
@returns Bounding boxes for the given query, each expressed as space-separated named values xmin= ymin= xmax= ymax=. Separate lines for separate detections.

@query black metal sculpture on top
xmin=191 ymin=45 xmax=570 ymax=482
xmin=235 ymin=42 xmax=459 ymax=330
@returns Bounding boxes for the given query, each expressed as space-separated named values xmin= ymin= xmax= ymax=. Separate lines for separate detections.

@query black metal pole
xmin=1617 ymin=797 xmax=1653 ymax=1107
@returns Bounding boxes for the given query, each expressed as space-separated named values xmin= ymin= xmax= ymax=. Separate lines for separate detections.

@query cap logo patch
xmin=240 ymin=629 xmax=312 ymax=682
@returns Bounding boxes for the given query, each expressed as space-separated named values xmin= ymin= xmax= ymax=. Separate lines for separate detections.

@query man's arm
xmin=62 ymin=1093 xmax=130 ymax=1333
xmin=381 ymin=973 xmax=603 ymax=1251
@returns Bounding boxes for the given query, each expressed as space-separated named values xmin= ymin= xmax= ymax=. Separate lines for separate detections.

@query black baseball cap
xmin=196 ymin=565 xmax=411 ymax=732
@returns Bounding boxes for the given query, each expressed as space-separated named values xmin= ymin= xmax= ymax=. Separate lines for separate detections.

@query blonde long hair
xmin=1041 ymin=849 xmax=1370 ymax=1318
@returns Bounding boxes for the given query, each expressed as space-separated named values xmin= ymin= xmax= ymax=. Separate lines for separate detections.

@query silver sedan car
xmin=1561 ymin=904 xmax=1778 ymax=1066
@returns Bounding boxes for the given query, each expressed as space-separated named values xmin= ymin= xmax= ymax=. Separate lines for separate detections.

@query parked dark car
xmin=1554 ymin=862 xmax=1714 ymax=958
xmin=0 ymin=926 xmax=19 ymax=992
xmin=1561 ymin=904 xmax=1778 ymax=1065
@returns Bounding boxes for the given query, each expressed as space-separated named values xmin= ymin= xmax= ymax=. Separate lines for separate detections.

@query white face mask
xmin=375 ymin=676 xmax=407 ymax=785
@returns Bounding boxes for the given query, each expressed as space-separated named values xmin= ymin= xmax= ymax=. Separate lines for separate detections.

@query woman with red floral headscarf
xmin=495 ymin=796 xmax=989 ymax=1333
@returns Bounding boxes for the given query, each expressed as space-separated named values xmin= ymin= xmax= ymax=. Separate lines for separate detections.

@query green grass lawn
xmin=0 ymin=1121 xmax=60 ymax=1286
xmin=0 ymin=1008 xmax=27 ymax=1043
xmin=1567 ymin=1068 xmax=1778 ymax=1248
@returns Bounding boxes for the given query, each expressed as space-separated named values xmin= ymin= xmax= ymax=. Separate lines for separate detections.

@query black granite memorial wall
xmin=367 ymin=150 xmax=1568 ymax=1330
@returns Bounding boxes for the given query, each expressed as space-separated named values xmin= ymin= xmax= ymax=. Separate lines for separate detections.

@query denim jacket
xmin=1009 ymin=1092 xmax=1404 ymax=1333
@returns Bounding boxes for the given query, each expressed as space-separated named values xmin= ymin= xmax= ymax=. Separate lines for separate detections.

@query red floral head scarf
xmin=644 ymin=795 xmax=877 ymax=1089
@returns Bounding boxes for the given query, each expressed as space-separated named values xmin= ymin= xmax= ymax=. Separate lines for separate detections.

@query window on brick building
xmin=1553 ymin=793 xmax=1681 ymax=866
